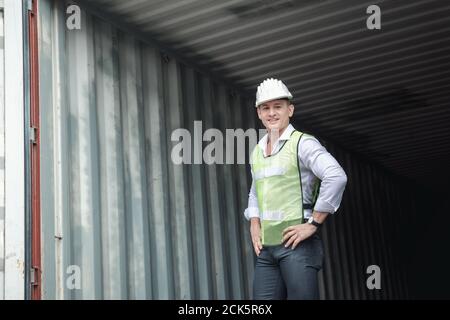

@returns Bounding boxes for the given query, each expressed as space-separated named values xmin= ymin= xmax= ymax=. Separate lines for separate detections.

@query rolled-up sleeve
xmin=299 ymin=136 xmax=347 ymax=214
xmin=244 ymin=179 xmax=260 ymax=220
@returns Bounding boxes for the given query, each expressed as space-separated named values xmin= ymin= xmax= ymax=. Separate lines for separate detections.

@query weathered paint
xmin=3 ymin=0 xmax=26 ymax=300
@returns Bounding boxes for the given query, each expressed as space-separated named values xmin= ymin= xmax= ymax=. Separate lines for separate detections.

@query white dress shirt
xmin=244 ymin=124 xmax=347 ymax=220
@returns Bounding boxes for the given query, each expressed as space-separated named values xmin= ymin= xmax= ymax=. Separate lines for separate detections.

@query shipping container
xmin=1 ymin=0 xmax=449 ymax=300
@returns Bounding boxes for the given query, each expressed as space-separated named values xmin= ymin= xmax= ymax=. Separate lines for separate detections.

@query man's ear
xmin=288 ymin=104 xmax=294 ymax=117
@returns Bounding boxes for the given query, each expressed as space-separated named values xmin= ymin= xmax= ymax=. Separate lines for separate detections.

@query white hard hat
xmin=255 ymin=78 xmax=293 ymax=107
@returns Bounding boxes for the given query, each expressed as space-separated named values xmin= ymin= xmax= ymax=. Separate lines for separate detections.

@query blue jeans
xmin=253 ymin=233 xmax=324 ymax=300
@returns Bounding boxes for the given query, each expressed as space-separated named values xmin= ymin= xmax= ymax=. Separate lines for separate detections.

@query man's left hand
xmin=282 ymin=223 xmax=317 ymax=249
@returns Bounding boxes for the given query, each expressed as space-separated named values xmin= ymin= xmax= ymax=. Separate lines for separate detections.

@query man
xmin=244 ymin=78 xmax=347 ymax=300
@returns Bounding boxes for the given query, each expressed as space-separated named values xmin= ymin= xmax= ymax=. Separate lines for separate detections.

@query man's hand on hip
xmin=250 ymin=217 xmax=263 ymax=256
xmin=282 ymin=223 xmax=317 ymax=250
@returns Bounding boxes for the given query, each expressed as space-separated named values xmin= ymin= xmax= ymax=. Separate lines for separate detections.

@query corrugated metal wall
xmin=38 ymin=0 xmax=257 ymax=299
xmin=0 ymin=8 xmax=4 ymax=300
xmin=314 ymin=140 xmax=414 ymax=299
xmin=37 ymin=0 xmax=415 ymax=299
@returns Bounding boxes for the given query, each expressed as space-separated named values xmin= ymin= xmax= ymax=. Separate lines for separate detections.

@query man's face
xmin=257 ymin=99 xmax=294 ymax=132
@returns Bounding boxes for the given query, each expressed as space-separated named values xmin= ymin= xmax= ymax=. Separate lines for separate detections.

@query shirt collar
xmin=258 ymin=123 xmax=296 ymax=150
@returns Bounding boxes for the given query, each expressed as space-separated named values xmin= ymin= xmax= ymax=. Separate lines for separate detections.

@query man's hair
xmin=258 ymin=98 xmax=292 ymax=108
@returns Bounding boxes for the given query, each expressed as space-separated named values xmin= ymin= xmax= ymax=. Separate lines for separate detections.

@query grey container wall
xmin=315 ymin=140 xmax=414 ymax=300
xmin=37 ymin=0 xmax=415 ymax=299
xmin=38 ymin=0 xmax=257 ymax=299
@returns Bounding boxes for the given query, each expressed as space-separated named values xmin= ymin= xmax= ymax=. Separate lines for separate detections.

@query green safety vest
xmin=251 ymin=130 xmax=317 ymax=245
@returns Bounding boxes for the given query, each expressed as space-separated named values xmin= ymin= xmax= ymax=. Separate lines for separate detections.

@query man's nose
xmin=269 ymin=108 xmax=276 ymax=116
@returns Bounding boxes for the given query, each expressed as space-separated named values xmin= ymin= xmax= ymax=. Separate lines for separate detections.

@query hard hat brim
xmin=255 ymin=95 xmax=293 ymax=107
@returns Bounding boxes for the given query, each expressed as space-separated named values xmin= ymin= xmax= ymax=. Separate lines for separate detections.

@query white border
xmin=4 ymin=0 xmax=25 ymax=300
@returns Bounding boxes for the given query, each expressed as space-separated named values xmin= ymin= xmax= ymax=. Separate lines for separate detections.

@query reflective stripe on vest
xmin=251 ymin=130 xmax=304 ymax=245
xmin=261 ymin=210 xmax=284 ymax=221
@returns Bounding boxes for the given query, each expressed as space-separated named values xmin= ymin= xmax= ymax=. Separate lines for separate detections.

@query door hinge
xmin=29 ymin=126 xmax=37 ymax=144
xmin=30 ymin=266 xmax=40 ymax=286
